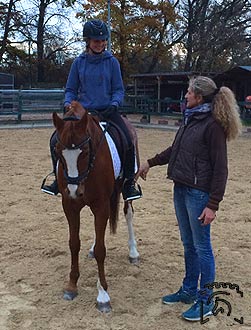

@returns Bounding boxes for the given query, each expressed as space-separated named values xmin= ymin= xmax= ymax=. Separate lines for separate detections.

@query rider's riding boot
xmin=122 ymin=178 xmax=142 ymax=201
xmin=41 ymin=131 xmax=59 ymax=196
xmin=122 ymin=146 xmax=142 ymax=201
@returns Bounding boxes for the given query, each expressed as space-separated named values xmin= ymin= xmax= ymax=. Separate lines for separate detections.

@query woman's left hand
xmin=198 ymin=207 xmax=217 ymax=226
xmin=135 ymin=161 xmax=150 ymax=181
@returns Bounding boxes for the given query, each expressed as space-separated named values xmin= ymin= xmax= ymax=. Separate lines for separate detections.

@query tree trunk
xmin=0 ymin=0 xmax=15 ymax=62
xmin=37 ymin=0 xmax=47 ymax=83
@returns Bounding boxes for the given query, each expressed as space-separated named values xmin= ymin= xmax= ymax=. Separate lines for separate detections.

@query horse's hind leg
xmin=63 ymin=208 xmax=81 ymax=300
xmin=124 ymin=201 xmax=140 ymax=265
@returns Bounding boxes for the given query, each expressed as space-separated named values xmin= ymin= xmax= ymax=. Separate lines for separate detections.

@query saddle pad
xmin=100 ymin=122 xmax=121 ymax=179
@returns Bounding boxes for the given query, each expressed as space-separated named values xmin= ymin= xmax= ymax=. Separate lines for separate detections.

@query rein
xmin=56 ymin=115 xmax=109 ymax=186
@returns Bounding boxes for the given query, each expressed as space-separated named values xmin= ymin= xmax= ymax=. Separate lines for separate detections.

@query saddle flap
xmin=99 ymin=122 xmax=122 ymax=180
xmin=100 ymin=121 xmax=128 ymax=162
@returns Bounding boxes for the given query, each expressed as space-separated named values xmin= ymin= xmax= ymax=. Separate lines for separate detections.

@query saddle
xmin=101 ymin=120 xmax=129 ymax=164
xmin=91 ymin=115 xmax=130 ymax=177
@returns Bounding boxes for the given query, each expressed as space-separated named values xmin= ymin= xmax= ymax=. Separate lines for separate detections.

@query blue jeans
xmin=173 ymin=183 xmax=215 ymax=302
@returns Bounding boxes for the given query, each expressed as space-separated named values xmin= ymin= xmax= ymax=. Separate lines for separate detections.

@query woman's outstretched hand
xmin=135 ymin=161 xmax=150 ymax=181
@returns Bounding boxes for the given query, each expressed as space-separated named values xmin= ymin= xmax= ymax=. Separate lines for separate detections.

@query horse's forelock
xmin=59 ymin=102 xmax=90 ymax=147
xmin=60 ymin=113 xmax=88 ymax=148
xmin=70 ymin=101 xmax=86 ymax=118
xmin=64 ymin=108 xmax=75 ymax=118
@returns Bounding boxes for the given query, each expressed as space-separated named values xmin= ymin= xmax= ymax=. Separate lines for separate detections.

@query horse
xmin=52 ymin=101 xmax=140 ymax=312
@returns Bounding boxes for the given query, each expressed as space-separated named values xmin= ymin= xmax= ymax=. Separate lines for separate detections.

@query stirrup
xmin=41 ymin=172 xmax=59 ymax=196
xmin=41 ymin=171 xmax=54 ymax=190
xmin=122 ymin=181 xmax=142 ymax=201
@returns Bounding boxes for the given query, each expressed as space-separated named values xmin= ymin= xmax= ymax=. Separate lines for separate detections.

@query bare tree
xmin=0 ymin=0 xmax=23 ymax=62
xmin=29 ymin=0 xmax=79 ymax=82
xmin=180 ymin=0 xmax=251 ymax=71
xmin=0 ymin=0 xmax=80 ymax=84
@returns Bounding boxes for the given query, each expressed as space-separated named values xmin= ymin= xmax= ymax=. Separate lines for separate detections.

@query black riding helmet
xmin=83 ymin=19 xmax=109 ymax=40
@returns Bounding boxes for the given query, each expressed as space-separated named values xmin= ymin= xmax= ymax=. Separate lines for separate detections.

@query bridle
xmin=56 ymin=115 xmax=108 ymax=186
xmin=56 ymin=134 xmax=94 ymax=185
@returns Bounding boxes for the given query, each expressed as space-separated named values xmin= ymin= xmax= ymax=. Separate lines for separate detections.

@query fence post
xmin=17 ymin=89 xmax=22 ymax=121
xmin=147 ymin=98 xmax=151 ymax=123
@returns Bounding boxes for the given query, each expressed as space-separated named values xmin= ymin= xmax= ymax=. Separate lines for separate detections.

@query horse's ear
xmin=75 ymin=109 xmax=88 ymax=130
xmin=53 ymin=112 xmax=64 ymax=131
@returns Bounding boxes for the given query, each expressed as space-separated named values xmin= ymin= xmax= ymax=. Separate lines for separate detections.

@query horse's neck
xmin=90 ymin=114 xmax=100 ymax=126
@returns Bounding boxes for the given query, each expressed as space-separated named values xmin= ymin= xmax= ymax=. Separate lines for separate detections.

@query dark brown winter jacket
xmin=147 ymin=112 xmax=228 ymax=210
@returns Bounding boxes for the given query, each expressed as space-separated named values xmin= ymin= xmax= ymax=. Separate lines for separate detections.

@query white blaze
xmin=62 ymin=148 xmax=82 ymax=198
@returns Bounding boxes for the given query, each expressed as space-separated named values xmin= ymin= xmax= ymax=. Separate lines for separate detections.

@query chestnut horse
xmin=52 ymin=101 xmax=140 ymax=312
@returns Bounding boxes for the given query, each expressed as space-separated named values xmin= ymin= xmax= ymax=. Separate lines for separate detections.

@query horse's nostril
xmin=76 ymin=186 xmax=85 ymax=198
xmin=76 ymin=189 xmax=84 ymax=197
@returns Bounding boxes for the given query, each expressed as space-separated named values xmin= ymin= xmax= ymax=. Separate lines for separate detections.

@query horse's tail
xmin=109 ymin=182 xmax=121 ymax=234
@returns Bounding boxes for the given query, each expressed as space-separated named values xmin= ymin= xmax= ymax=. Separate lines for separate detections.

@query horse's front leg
xmin=91 ymin=203 xmax=111 ymax=313
xmin=63 ymin=205 xmax=81 ymax=300
xmin=124 ymin=201 xmax=140 ymax=265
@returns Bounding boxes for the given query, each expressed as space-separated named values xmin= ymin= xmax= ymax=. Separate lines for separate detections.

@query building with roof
xmin=214 ymin=66 xmax=251 ymax=101
xmin=130 ymin=67 xmax=251 ymax=101
xmin=129 ymin=71 xmax=210 ymax=99
xmin=127 ymin=66 xmax=249 ymax=112
xmin=128 ymin=71 xmax=215 ymax=112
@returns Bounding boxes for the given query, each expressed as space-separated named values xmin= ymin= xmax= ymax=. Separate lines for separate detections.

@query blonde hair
xmin=189 ymin=76 xmax=242 ymax=141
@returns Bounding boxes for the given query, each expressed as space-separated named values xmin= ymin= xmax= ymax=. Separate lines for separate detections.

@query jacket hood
xmin=79 ymin=50 xmax=113 ymax=64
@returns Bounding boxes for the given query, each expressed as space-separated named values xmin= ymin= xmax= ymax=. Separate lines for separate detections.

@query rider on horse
xmin=41 ymin=19 xmax=142 ymax=201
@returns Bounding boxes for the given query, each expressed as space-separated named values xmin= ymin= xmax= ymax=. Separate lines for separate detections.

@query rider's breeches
xmin=50 ymin=130 xmax=58 ymax=174
xmin=109 ymin=112 xmax=136 ymax=180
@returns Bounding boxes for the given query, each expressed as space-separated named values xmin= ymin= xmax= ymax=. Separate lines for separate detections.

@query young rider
xmin=41 ymin=19 xmax=142 ymax=201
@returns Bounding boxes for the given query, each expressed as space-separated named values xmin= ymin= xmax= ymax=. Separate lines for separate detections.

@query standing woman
xmin=41 ymin=19 xmax=142 ymax=201
xmin=137 ymin=76 xmax=242 ymax=321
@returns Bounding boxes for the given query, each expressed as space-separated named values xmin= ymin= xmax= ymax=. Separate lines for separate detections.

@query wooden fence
xmin=0 ymin=89 xmax=64 ymax=121
xmin=0 ymin=89 xmax=250 ymax=124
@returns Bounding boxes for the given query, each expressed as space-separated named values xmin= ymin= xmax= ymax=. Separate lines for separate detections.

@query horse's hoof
xmin=63 ymin=290 xmax=78 ymax=300
xmin=88 ymin=250 xmax=95 ymax=259
xmin=129 ymin=256 xmax=140 ymax=265
xmin=96 ymin=301 xmax=112 ymax=313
